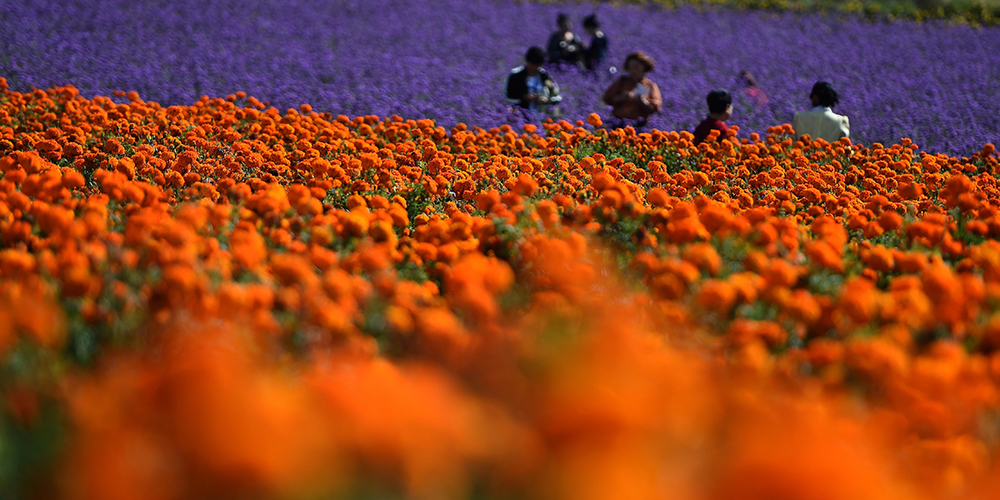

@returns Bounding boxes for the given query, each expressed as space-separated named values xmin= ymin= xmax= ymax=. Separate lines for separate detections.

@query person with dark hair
xmin=738 ymin=70 xmax=768 ymax=108
xmin=601 ymin=51 xmax=661 ymax=130
xmin=582 ymin=14 xmax=608 ymax=70
xmin=504 ymin=46 xmax=562 ymax=116
xmin=546 ymin=13 xmax=584 ymax=66
xmin=792 ymin=81 xmax=850 ymax=142
xmin=692 ymin=89 xmax=733 ymax=145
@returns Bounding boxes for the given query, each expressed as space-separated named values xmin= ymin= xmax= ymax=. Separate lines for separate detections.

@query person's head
xmin=739 ymin=70 xmax=758 ymax=88
xmin=557 ymin=13 xmax=572 ymax=32
xmin=707 ymin=89 xmax=733 ymax=120
xmin=525 ymin=46 xmax=546 ymax=73
xmin=583 ymin=14 xmax=599 ymax=34
xmin=810 ymin=81 xmax=839 ymax=108
xmin=623 ymin=51 xmax=655 ymax=80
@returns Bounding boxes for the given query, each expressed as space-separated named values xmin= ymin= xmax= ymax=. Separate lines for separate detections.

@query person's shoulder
xmin=823 ymin=109 xmax=848 ymax=122
xmin=509 ymin=65 xmax=526 ymax=75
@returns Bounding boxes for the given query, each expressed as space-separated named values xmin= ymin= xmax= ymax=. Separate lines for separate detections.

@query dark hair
xmin=623 ymin=51 xmax=655 ymax=73
xmin=525 ymin=46 xmax=546 ymax=65
xmin=583 ymin=14 xmax=599 ymax=29
xmin=707 ymin=89 xmax=732 ymax=114
xmin=810 ymin=81 xmax=839 ymax=107
xmin=557 ymin=13 xmax=570 ymax=25
xmin=739 ymin=70 xmax=758 ymax=88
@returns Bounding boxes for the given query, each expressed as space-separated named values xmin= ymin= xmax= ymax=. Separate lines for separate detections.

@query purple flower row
xmin=2 ymin=0 xmax=998 ymax=155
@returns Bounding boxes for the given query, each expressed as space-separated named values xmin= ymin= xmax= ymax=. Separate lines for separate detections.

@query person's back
xmin=693 ymin=89 xmax=733 ymax=145
xmin=793 ymin=81 xmax=849 ymax=143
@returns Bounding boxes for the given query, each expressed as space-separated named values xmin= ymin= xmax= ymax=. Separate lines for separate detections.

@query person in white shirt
xmin=792 ymin=81 xmax=850 ymax=143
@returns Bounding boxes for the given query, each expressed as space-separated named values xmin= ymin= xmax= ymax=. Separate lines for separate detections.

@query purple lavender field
xmin=2 ymin=0 xmax=999 ymax=155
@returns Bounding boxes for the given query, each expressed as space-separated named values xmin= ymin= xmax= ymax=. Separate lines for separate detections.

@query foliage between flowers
xmin=5 ymin=82 xmax=1000 ymax=498
xmin=4 ymin=0 xmax=1000 ymax=157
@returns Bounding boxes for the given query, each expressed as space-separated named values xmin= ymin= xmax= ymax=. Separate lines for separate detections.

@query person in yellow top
xmin=793 ymin=81 xmax=850 ymax=143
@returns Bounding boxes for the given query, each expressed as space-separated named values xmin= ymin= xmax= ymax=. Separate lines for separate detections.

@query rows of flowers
xmin=553 ymin=0 xmax=1000 ymax=26
xmin=3 ymin=81 xmax=1000 ymax=498
xmin=3 ymin=0 xmax=1000 ymax=156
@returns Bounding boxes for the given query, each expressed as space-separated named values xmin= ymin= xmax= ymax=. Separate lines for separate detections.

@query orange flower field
xmin=4 ymin=80 xmax=1000 ymax=499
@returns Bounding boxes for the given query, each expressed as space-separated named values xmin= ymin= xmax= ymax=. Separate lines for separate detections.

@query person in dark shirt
xmin=693 ymin=89 xmax=733 ymax=145
xmin=546 ymin=13 xmax=584 ymax=67
xmin=504 ymin=46 xmax=563 ymax=116
xmin=582 ymin=14 xmax=608 ymax=71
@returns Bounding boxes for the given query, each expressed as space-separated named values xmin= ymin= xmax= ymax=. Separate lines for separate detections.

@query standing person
xmin=546 ymin=13 xmax=584 ymax=67
xmin=601 ymin=51 xmax=662 ymax=130
xmin=504 ymin=46 xmax=563 ymax=117
xmin=738 ymin=70 xmax=768 ymax=108
xmin=692 ymin=89 xmax=733 ymax=145
xmin=793 ymin=81 xmax=850 ymax=142
xmin=582 ymin=14 xmax=608 ymax=71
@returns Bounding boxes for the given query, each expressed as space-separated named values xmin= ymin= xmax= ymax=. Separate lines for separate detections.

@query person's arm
xmin=503 ymin=71 xmax=522 ymax=106
xmin=546 ymin=33 xmax=562 ymax=62
xmin=544 ymin=74 xmax=562 ymax=104
xmin=603 ymin=78 xmax=629 ymax=106
xmin=840 ymin=115 xmax=850 ymax=139
xmin=602 ymin=78 xmax=621 ymax=106
xmin=693 ymin=121 xmax=706 ymax=145
xmin=644 ymin=81 xmax=662 ymax=114
xmin=792 ymin=112 xmax=802 ymax=140
xmin=585 ymin=37 xmax=603 ymax=65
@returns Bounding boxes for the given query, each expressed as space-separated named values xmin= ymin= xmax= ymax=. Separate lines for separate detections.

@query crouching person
xmin=504 ymin=46 xmax=563 ymax=118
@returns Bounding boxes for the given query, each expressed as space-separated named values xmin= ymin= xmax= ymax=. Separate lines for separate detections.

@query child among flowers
xmin=693 ymin=89 xmax=733 ymax=144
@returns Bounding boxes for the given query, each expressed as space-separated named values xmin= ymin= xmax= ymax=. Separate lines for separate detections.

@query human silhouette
xmin=602 ymin=51 xmax=662 ymax=130
xmin=504 ymin=46 xmax=563 ymax=117
xmin=546 ymin=13 xmax=585 ymax=67
xmin=793 ymin=81 xmax=850 ymax=142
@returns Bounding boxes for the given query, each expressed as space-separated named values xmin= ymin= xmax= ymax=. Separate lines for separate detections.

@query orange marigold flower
xmin=646 ymin=188 xmax=669 ymax=208
xmin=863 ymin=245 xmax=895 ymax=273
xmin=806 ymin=240 xmax=843 ymax=272
xmin=697 ymin=280 xmax=737 ymax=316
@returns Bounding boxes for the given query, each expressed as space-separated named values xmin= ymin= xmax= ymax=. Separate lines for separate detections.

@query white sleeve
xmin=546 ymin=78 xmax=562 ymax=104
